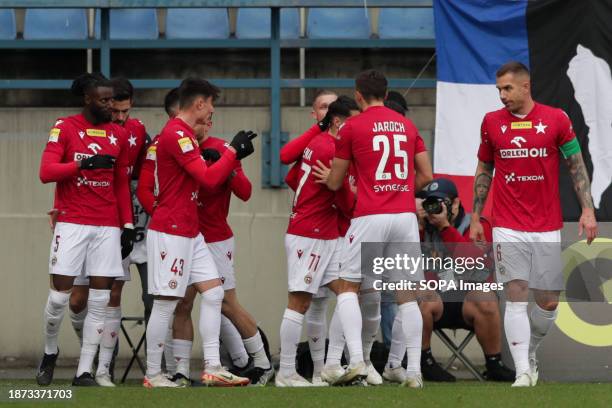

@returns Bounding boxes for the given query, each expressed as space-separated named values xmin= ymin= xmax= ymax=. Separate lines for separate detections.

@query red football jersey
xmin=122 ymin=118 xmax=148 ymax=175
xmin=40 ymin=114 xmax=131 ymax=227
xmin=288 ymin=132 xmax=340 ymax=239
xmin=197 ymin=137 xmax=251 ymax=243
xmin=148 ymin=118 xmax=205 ymax=238
xmin=335 ymin=105 xmax=426 ymax=218
xmin=136 ymin=135 xmax=158 ymax=215
xmin=335 ymin=165 xmax=357 ymax=237
xmin=478 ymin=103 xmax=576 ymax=232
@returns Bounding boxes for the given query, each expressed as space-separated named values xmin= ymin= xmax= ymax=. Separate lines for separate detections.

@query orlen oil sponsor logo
xmin=500 ymin=147 xmax=549 ymax=159
xmin=74 ymin=152 xmax=93 ymax=161
xmin=504 ymin=172 xmax=545 ymax=184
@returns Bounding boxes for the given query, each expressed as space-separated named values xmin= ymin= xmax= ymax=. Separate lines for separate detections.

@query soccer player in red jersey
xmin=37 ymin=73 xmax=134 ymax=386
xmin=279 ymin=90 xmax=338 ymax=384
xmin=137 ymin=90 xmax=260 ymax=386
xmin=276 ymin=97 xmax=360 ymax=387
xmin=323 ymin=70 xmax=433 ymax=387
xmin=471 ymin=62 xmax=598 ymax=387
xmin=160 ymin=117 xmax=273 ymax=387
xmin=142 ymin=78 xmax=256 ymax=388
xmin=91 ymin=77 xmax=151 ymax=386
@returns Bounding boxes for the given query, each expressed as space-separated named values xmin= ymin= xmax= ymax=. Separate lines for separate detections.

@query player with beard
xmin=37 ymin=73 xmax=134 ymax=386
xmin=142 ymin=78 xmax=255 ymax=387
xmin=472 ymin=62 xmax=598 ymax=387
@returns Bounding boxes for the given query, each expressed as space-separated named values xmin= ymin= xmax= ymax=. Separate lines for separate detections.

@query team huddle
xmin=36 ymin=63 xmax=598 ymax=389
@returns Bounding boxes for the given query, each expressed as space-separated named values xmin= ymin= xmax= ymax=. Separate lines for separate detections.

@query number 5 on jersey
xmin=373 ymin=134 xmax=408 ymax=180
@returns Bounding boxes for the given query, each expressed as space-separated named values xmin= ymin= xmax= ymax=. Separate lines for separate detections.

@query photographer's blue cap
xmin=422 ymin=178 xmax=458 ymax=199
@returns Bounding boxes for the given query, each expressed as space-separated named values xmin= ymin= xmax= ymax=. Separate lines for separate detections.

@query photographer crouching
xmin=417 ymin=178 xmax=514 ymax=382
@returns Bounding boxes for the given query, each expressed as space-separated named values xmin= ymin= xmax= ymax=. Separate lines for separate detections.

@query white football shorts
xmin=147 ymin=230 xmax=220 ymax=297
xmin=207 ymin=237 xmax=236 ymax=291
xmin=49 ymin=222 xmax=123 ymax=279
xmin=340 ymin=212 xmax=423 ymax=285
xmin=492 ymin=227 xmax=563 ymax=291
xmin=285 ymin=234 xmax=341 ymax=295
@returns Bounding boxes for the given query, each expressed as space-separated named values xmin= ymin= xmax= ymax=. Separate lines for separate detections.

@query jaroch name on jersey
xmin=500 ymin=147 xmax=548 ymax=159
xmin=373 ymin=183 xmax=410 ymax=193
xmin=372 ymin=121 xmax=406 ymax=133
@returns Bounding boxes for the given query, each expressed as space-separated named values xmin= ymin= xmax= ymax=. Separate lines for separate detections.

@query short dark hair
xmin=496 ymin=61 xmax=530 ymax=78
xmin=111 ymin=77 xmax=134 ymax=101
xmin=178 ymin=77 xmax=220 ymax=110
xmin=312 ymin=89 xmax=337 ymax=107
xmin=385 ymin=91 xmax=408 ymax=115
xmin=164 ymin=87 xmax=180 ymax=116
xmin=355 ymin=69 xmax=387 ymax=101
xmin=327 ymin=95 xmax=360 ymax=119
xmin=71 ymin=72 xmax=112 ymax=97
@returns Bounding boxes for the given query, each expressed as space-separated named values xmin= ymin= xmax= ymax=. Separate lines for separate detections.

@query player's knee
xmin=288 ymin=293 xmax=312 ymax=314
xmin=472 ymin=300 xmax=499 ymax=319
xmin=175 ymin=297 xmax=195 ymax=316
xmin=221 ymin=295 xmax=241 ymax=316
xmin=538 ymin=299 xmax=558 ymax=311
xmin=108 ymin=283 xmax=124 ymax=307
xmin=419 ymin=296 xmax=442 ymax=319
xmin=202 ymin=285 xmax=224 ymax=306
xmin=69 ymin=293 xmax=87 ymax=313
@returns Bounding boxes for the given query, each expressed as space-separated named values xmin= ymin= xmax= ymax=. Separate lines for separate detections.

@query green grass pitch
xmin=1 ymin=380 xmax=612 ymax=407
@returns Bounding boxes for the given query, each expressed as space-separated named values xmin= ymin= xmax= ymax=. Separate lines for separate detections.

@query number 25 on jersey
xmin=373 ymin=134 xmax=408 ymax=181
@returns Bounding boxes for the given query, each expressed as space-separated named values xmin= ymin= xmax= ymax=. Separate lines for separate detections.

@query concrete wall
xmin=2 ymin=105 xmax=475 ymax=368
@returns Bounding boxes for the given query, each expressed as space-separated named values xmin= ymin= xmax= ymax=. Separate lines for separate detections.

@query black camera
xmin=422 ymin=196 xmax=452 ymax=215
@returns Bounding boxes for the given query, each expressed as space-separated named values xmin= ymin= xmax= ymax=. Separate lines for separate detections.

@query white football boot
xmin=320 ymin=365 xmax=346 ymax=385
xmin=511 ymin=372 xmax=534 ymax=387
xmin=382 ymin=365 xmax=407 ymax=384
xmin=402 ymin=373 xmax=424 ymax=389
xmin=365 ymin=362 xmax=383 ymax=385
xmin=274 ymin=372 xmax=314 ymax=387
xmin=95 ymin=373 xmax=115 ymax=387
xmin=143 ymin=373 xmax=180 ymax=388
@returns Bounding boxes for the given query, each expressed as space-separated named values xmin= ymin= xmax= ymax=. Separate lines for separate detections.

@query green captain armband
xmin=560 ymin=137 xmax=581 ymax=158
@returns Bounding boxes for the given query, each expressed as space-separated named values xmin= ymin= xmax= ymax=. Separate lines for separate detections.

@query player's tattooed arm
xmin=472 ymin=160 xmax=494 ymax=216
xmin=565 ymin=152 xmax=594 ymax=210
xmin=565 ymin=152 xmax=598 ymax=244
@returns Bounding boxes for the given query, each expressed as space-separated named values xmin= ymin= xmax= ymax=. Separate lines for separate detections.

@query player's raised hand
xmin=80 ymin=154 xmax=115 ymax=170
xmin=312 ymin=160 xmax=332 ymax=184
xmin=578 ymin=208 xmax=598 ymax=245
xmin=230 ymin=130 xmax=257 ymax=160
xmin=469 ymin=218 xmax=486 ymax=243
